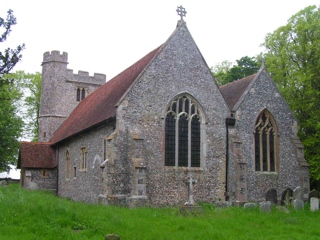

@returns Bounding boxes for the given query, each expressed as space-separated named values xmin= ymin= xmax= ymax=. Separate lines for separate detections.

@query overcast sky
xmin=1 ymin=0 xmax=319 ymax=80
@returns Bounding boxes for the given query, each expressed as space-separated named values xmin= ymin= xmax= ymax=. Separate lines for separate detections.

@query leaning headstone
xmin=105 ymin=234 xmax=120 ymax=240
xmin=310 ymin=197 xmax=319 ymax=212
xmin=266 ymin=188 xmax=277 ymax=205
xmin=259 ymin=201 xmax=271 ymax=212
xmin=293 ymin=186 xmax=304 ymax=211
xmin=276 ymin=206 xmax=290 ymax=214
xmin=244 ymin=202 xmax=257 ymax=210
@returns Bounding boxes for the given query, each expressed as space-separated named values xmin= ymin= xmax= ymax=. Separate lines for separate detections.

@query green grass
xmin=1 ymin=184 xmax=320 ymax=240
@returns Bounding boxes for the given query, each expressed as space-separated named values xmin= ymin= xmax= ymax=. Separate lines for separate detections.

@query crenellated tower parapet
xmin=43 ymin=51 xmax=68 ymax=64
xmin=65 ymin=70 xmax=106 ymax=86
xmin=38 ymin=51 xmax=106 ymax=142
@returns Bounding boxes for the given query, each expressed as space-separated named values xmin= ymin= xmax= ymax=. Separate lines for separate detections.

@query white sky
xmin=1 ymin=0 xmax=319 ymax=80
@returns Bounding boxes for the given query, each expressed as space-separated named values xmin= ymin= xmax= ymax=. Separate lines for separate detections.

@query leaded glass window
xmin=165 ymin=95 xmax=202 ymax=167
xmin=81 ymin=88 xmax=86 ymax=100
xmin=76 ymin=88 xmax=81 ymax=101
xmin=254 ymin=110 xmax=278 ymax=172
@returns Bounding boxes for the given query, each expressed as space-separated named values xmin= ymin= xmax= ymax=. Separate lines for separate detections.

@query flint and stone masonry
xmin=19 ymin=15 xmax=309 ymax=206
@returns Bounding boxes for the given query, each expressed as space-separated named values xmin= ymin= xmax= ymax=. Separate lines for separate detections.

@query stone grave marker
xmin=293 ymin=186 xmax=304 ymax=210
xmin=179 ymin=174 xmax=202 ymax=214
xmin=310 ymin=197 xmax=319 ymax=212
xmin=266 ymin=188 xmax=277 ymax=205
xmin=244 ymin=202 xmax=257 ymax=209
xmin=259 ymin=201 xmax=271 ymax=212
xmin=105 ymin=234 xmax=120 ymax=240
xmin=276 ymin=206 xmax=290 ymax=214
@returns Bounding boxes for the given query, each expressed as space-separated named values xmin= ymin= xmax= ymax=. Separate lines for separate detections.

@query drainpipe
xmin=225 ymin=114 xmax=236 ymax=201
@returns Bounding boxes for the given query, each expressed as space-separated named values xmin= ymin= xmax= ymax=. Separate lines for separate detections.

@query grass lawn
xmin=0 ymin=184 xmax=320 ymax=240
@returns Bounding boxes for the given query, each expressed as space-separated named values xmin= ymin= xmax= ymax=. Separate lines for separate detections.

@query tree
xmin=0 ymin=74 xmax=23 ymax=171
xmin=0 ymin=9 xmax=25 ymax=81
xmin=263 ymin=5 xmax=320 ymax=186
xmin=9 ymin=71 xmax=42 ymax=141
xmin=212 ymin=56 xmax=260 ymax=85
xmin=0 ymin=10 xmax=25 ymax=171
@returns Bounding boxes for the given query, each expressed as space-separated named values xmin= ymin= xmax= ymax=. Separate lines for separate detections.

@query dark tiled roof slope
xmin=50 ymin=46 xmax=161 ymax=144
xmin=18 ymin=142 xmax=56 ymax=168
xmin=220 ymin=74 xmax=256 ymax=109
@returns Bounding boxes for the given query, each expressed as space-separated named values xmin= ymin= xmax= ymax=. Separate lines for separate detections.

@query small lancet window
xmin=81 ymin=88 xmax=86 ymax=100
xmin=254 ymin=110 xmax=278 ymax=172
xmin=76 ymin=88 xmax=81 ymax=101
xmin=80 ymin=147 xmax=87 ymax=171
xmin=165 ymin=95 xmax=202 ymax=167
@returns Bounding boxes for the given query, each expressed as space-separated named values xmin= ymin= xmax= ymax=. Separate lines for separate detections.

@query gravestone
xmin=310 ymin=197 xmax=319 ymax=212
xmin=185 ymin=174 xmax=196 ymax=205
xmin=105 ymin=234 xmax=120 ymax=240
xmin=276 ymin=206 xmax=290 ymax=214
xmin=293 ymin=186 xmax=304 ymax=210
xmin=281 ymin=188 xmax=293 ymax=206
xmin=179 ymin=174 xmax=202 ymax=214
xmin=259 ymin=201 xmax=271 ymax=212
xmin=244 ymin=202 xmax=257 ymax=209
xmin=266 ymin=188 xmax=277 ymax=205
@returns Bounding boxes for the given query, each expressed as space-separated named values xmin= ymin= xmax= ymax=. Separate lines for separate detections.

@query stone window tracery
xmin=254 ymin=110 xmax=278 ymax=172
xmin=165 ymin=95 xmax=202 ymax=167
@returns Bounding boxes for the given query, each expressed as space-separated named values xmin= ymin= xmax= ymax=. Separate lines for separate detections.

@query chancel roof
xmin=220 ymin=74 xmax=256 ymax=110
xmin=18 ymin=142 xmax=56 ymax=169
xmin=50 ymin=46 xmax=162 ymax=144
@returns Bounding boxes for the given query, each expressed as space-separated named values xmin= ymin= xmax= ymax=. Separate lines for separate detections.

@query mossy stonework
xmin=18 ymin=18 xmax=309 ymax=206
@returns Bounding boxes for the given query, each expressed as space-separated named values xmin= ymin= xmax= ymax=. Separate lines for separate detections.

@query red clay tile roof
xmin=50 ymin=46 xmax=162 ymax=144
xmin=18 ymin=142 xmax=57 ymax=169
xmin=220 ymin=74 xmax=256 ymax=110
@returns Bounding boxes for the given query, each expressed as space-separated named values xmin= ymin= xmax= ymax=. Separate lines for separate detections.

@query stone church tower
xmin=39 ymin=51 xmax=106 ymax=142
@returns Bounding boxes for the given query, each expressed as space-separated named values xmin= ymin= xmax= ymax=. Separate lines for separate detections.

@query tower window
xmin=76 ymin=88 xmax=86 ymax=101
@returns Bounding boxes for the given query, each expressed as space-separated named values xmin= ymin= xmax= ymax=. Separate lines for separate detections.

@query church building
xmin=18 ymin=7 xmax=309 ymax=206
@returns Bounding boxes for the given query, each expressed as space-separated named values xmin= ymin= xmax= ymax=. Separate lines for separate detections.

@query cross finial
xmin=176 ymin=5 xmax=187 ymax=20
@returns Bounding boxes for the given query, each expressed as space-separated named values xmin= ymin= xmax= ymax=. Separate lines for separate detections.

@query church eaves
xmin=50 ymin=46 xmax=162 ymax=144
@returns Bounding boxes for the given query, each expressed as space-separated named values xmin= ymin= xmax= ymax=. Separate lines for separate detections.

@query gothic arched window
xmin=165 ymin=95 xmax=202 ymax=167
xmin=254 ymin=110 xmax=278 ymax=172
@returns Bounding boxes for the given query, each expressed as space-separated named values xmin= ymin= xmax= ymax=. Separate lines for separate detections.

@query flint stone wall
xmin=117 ymin=23 xmax=229 ymax=206
xmin=234 ymin=69 xmax=300 ymax=202
xmin=57 ymin=124 xmax=114 ymax=203
xmin=23 ymin=168 xmax=57 ymax=190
